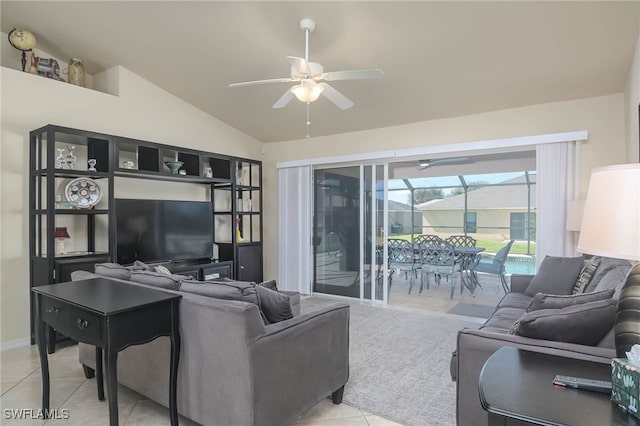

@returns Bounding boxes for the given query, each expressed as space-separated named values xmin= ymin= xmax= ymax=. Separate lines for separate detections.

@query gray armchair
xmin=72 ymin=270 xmax=349 ymax=426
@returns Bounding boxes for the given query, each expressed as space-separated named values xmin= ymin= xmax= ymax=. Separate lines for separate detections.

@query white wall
xmin=625 ymin=30 xmax=640 ymax=162
xmin=0 ymin=65 xmax=262 ymax=347
xmin=261 ymin=93 xmax=628 ymax=281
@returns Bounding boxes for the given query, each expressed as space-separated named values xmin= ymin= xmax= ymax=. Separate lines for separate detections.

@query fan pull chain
xmin=306 ymin=102 xmax=311 ymax=139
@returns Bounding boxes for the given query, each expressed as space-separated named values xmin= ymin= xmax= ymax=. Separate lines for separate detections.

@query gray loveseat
xmin=452 ymin=256 xmax=632 ymax=426
xmin=71 ymin=270 xmax=349 ymax=426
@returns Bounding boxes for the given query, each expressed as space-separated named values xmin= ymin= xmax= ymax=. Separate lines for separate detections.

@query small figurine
xmin=29 ymin=52 xmax=38 ymax=74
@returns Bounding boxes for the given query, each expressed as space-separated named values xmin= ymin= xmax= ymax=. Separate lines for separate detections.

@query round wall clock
xmin=65 ymin=178 xmax=102 ymax=208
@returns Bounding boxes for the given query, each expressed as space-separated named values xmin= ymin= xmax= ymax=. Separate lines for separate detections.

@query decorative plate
xmin=64 ymin=178 xmax=102 ymax=208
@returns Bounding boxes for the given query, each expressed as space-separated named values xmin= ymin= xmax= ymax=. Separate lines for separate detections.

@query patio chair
xmin=469 ymin=239 xmax=514 ymax=293
xmin=418 ymin=241 xmax=460 ymax=299
xmin=445 ymin=235 xmax=476 ymax=248
xmin=387 ymin=238 xmax=417 ymax=292
xmin=413 ymin=235 xmax=443 ymax=286
xmin=414 ymin=234 xmax=443 ymax=246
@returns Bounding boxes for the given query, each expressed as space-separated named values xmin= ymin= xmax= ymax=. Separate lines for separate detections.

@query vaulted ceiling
xmin=2 ymin=1 xmax=638 ymax=142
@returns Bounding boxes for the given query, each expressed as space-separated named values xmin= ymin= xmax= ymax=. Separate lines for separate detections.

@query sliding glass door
xmin=313 ymin=164 xmax=388 ymax=302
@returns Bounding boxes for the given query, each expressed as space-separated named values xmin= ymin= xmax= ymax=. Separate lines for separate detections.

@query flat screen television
xmin=115 ymin=198 xmax=213 ymax=265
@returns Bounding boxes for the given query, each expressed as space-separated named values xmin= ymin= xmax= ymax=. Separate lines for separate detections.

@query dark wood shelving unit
xmin=29 ymin=124 xmax=263 ymax=348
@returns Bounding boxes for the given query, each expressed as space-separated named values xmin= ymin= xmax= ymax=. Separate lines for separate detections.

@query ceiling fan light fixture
xmin=291 ymin=79 xmax=324 ymax=103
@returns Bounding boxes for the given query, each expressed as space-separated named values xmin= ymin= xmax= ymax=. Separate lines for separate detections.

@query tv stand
xmin=168 ymin=260 xmax=233 ymax=281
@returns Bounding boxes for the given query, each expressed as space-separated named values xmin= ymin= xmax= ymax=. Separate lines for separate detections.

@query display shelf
xmin=30 ymin=124 xmax=263 ymax=348
xmin=34 ymin=209 xmax=109 ymax=215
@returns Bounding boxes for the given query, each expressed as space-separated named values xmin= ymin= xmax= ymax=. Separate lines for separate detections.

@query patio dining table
xmin=378 ymin=243 xmax=485 ymax=294
xmin=450 ymin=246 xmax=485 ymax=294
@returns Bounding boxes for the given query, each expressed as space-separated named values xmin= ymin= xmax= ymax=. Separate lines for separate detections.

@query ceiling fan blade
xmin=321 ymin=69 xmax=384 ymax=81
xmin=272 ymin=89 xmax=295 ymax=109
xmin=319 ymin=83 xmax=354 ymax=110
xmin=418 ymin=157 xmax=472 ymax=169
xmin=229 ymin=77 xmax=293 ymax=88
xmin=288 ymin=56 xmax=312 ymax=74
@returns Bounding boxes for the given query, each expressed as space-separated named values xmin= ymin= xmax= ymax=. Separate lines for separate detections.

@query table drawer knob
xmin=46 ymin=307 xmax=59 ymax=314
xmin=76 ymin=318 xmax=89 ymax=330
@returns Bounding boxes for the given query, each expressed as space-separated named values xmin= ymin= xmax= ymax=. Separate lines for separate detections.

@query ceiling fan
xmin=229 ymin=18 xmax=384 ymax=111
xmin=418 ymin=157 xmax=472 ymax=169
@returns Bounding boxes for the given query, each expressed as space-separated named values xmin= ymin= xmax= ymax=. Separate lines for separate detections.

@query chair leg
xmin=500 ymin=274 xmax=509 ymax=293
xmin=408 ymin=271 xmax=413 ymax=294
xmin=450 ymin=275 xmax=456 ymax=299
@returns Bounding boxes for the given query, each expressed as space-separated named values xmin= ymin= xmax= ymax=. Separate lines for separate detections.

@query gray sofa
xmin=71 ymin=270 xmax=349 ymax=426
xmin=452 ymin=256 xmax=633 ymax=426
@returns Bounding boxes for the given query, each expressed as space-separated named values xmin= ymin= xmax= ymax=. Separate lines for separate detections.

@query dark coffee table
xmin=479 ymin=346 xmax=637 ymax=426
xmin=33 ymin=278 xmax=181 ymax=426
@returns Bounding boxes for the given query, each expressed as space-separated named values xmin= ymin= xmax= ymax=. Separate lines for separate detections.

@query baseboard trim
xmin=1 ymin=337 xmax=31 ymax=351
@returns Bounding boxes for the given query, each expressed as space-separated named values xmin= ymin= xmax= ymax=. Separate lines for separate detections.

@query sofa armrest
xmin=455 ymin=327 xmax=614 ymax=426
xmin=510 ymin=274 xmax=534 ymax=294
xmin=249 ymin=303 xmax=350 ymax=426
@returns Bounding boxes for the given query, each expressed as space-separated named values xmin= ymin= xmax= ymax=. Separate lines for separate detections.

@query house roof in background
xmin=1 ymin=1 xmax=638 ymax=142
xmin=418 ymin=176 xmax=537 ymax=210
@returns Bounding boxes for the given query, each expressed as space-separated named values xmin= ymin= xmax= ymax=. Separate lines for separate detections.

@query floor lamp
xmin=576 ymin=163 xmax=640 ymax=357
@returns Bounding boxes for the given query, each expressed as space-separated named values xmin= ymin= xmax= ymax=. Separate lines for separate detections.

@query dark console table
xmin=479 ymin=347 xmax=636 ymax=426
xmin=33 ymin=278 xmax=181 ymax=426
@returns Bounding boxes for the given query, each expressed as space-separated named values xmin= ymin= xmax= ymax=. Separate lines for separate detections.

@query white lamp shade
xmin=577 ymin=163 xmax=640 ymax=261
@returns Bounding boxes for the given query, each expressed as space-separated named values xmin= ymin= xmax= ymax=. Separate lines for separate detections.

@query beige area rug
xmin=301 ymin=297 xmax=481 ymax=426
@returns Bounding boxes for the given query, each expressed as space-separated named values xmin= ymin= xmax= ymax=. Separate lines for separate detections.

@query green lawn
xmin=385 ymin=234 xmax=536 ymax=255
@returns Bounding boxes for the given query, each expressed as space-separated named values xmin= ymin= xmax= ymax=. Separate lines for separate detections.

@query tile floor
xmin=0 ymin=344 xmax=403 ymax=425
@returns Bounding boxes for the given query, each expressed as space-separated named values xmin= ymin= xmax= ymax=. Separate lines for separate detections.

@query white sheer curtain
xmin=278 ymin=166 xmax=313 ymax=294
xmin=536 ymin=142 xmax=577 ymax=266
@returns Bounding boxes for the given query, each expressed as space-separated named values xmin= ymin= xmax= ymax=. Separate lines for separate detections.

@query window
xmin=510 ymin=212 xmax=536 ymax=240
xmin=464 ymin=212 xmax=477 ymax=233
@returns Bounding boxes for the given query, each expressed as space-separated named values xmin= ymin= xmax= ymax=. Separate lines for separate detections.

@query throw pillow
xmin=255 ymin=285 xmax=292 ymax=324
xmin=130 ymin=270 xmax=189 ymax=290
xmin=571 ymin=256 xmax=601 ymax=294
xmin=131 ymin=260 xmax=152 ymax=271
xmin=526 ymin=288 xmax=614 ymax=312
xmin=155 ymin=265 xmax=172 ymax=275
xmin=524 ymin=256 xmax=584 ymax=297
xmin=512 ymin=298 xmax=617 ymax=345
xmin=94 ymin=263 xmax=131 ymax=280
xmin=259 ymin=279 xmax=278 ymax=291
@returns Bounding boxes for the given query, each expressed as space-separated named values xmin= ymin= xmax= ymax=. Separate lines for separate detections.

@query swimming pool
xmin=478 ymin=253 xmax=536 ymax=275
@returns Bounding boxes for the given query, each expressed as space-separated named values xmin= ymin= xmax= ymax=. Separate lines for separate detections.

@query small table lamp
xmin=54 ymin=227 xmax=70 ymax=255
xmin=7 ymin=28 xmax=36 ymax=72
xmin=576 ymin=163 xmax=640 ymax=357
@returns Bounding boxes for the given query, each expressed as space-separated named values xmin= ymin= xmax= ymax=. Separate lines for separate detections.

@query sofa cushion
xmin=511 ymin=298 xmax=617 ymax=345
xmin=180 ymin=279 xmax=259 ymax=304
xmin=94 ymin=263 xmax=131 ymax=280
xmin=179 ymin=279 xmax=294 ymax=324
xmin=524 ymin=256 xmax=584 ymax=297
xmin=255 ymin=285 xmax=293 ymax=324
xmin=130 ymin=270 xmax=190 ymax=290
xmin=584 ymin=257 xmax=632 ymax=293
xmin=497 ymin=292 xmax=532 ymax=310
xmin=526 ymin=288 xmax=614 ymax=312
xmin=594 ymin=264 xmax=632 ymax=299
xmin=571 ymin=256 xmax=601 ymax=294
xmin=482 ymin=307 xmax=526 ymax=332
xmin=131 ymin=260 xmax=153 ymax=271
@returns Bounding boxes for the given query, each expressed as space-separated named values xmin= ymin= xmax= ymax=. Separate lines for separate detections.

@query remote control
xmin=552 ymin=375 xmax=612 ymax=394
